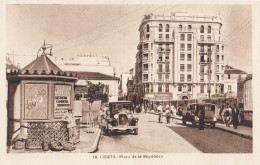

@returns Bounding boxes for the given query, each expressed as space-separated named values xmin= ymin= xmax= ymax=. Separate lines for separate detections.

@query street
xmin=97 ymin=113 xmax=252 ymax=153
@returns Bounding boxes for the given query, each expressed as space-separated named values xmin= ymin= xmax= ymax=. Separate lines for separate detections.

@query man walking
xmin=232 ymin=104 xmax=239 ymax=129
xmin=198 ymin=107 xmax=205 ymax=130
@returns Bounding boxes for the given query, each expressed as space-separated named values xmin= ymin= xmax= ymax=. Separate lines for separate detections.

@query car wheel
xmin=210 ymin=123 xmax=215 ymax=128
xmin=134 ymin=129 xmax=138 ymax=135
xmin=182 ymin=118 xmax=186 ymax=125
xmin=192 ymin=121 xmax=196 ymax=127
xmin=107 ymin=129 xmax=112 ymax=136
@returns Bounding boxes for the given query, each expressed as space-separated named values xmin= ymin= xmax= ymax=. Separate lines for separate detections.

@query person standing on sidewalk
xmin=165 ymin=107 xmax=171 ymax=124
xmin=157 ymin=103 xmax=163 ymax=123
xmin=198 ymin=107 xmax=205 ymax=130
xmin=171 ymin=104 xmax=177 ymax=123
xmin=232 ymin=104 xmax=239 ymax=129
xmin=219 ymin=105 xmax=225 ymax=124
xmin=63 ymin=108 xmax=78 ymax=144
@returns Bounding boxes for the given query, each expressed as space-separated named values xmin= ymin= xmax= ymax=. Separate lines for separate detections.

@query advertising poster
xmin=54 ymin=85 xmax=71 ymax=118
xmin=24 ymin=84 xmax=48 ymax=119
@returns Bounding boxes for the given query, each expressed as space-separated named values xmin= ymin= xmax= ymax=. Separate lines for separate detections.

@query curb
xmin=75 ymin=129 xmax=101 ymax=153
xmin=214 ymin=126 xmax=253 ymax=140
xmin=148 ymin=111 xmax=252 ymax=140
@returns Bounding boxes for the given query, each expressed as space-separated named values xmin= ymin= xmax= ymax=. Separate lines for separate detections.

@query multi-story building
xmin=119 ymin=73 xmax=132 ymax=99
xmin=135 ymin=12 xmax=225 ymax=101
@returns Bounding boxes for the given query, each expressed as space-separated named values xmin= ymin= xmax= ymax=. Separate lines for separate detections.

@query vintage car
xmin=106 ymin=101 xmax=139 ymax=136
xmin=182 ymin=103 xmax=217 ymax=128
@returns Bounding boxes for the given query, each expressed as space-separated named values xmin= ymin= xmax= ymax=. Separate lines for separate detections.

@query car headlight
xmin=114 ymin=114 xmax=119 ymax=119
xmin=213 ymin=117 xmax=217 ymax=121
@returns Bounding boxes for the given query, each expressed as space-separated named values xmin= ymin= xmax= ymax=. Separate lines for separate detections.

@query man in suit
xmin=198 ymin=106 xmax=205 ymax=130
xmin=232 ymin=104 xmax=239 ymax=129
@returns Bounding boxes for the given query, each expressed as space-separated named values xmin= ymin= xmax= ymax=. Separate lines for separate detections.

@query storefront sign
xmin=54 ymin=85 xmax=71 ymax=118
xmin=24 ymin=84 xmax=48 ymax=119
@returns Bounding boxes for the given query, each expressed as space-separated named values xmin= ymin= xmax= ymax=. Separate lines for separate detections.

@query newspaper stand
xmin=7 ymin=43 xmax=78 ymax=149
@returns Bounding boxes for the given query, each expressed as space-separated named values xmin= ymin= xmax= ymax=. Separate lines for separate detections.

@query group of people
xmin=219 ymin=104 xmax=239 ymax=129
xmin=157 ymin=103 xmax=181 ymax=124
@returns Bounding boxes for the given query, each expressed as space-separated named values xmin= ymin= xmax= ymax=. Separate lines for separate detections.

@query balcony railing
xmin=187 ymin=48 xmax=192 ymax=51
xmin=143 ymin=48 xmax=149 ymax=51
xmin=180 ymin=48 xmax=185 ymax=51
xmin=187 ymin=58 xmax=192 ymax=61
xmin=155 ymin=38 xmax=174 ymax=42
xmin=187 ymin=69 xmax=192 ymax=72
xmin=143 ymin=68 xmax=149 ymax=71
xmin=198 ymin=39 xmax=216 ymax=43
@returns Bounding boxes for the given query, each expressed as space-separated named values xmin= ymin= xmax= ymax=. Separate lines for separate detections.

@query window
xmin=158 ymin=84 xmax=162 ymax=92
xmin=187 ymin=64 xmax=192 ymax=71
xmin=151 ymin=43 xmax=153 ymax=50
xmin=144 ymin=43 xmax=148 ymax=50
xmin=222 ymin=45 xmax=224 ymax=51
xmin=165 ymin=74 xmax=169 ymax=80
xmin=187 ymin=54 xmax=192 ymax=61
xmin=146 ymin=84 xmax=149 ymax=93
xmin=200 ymin=35 xmax=204 ymax=41
xmin=200 ymin=55 xmax=205 ymax=62
xmin=217 ymin=55 xmax=219 ymax=62
xmin=208 ymin=26 xmax=211 ymax=33
xmin=144 ymin=64 xmax=148 ymax=71
xmin=159 ymin=24 xmax=162 ymax=32
xmin=143 ymin=54 xmax=148 ymax=61
xmin=188 ymin=25 xmax=192 ymax=31
xmin=166 ymin=24 xmax=169 ymax=32
xmin=180 ymin=64 xmax=185 ymax=72
xmin=180 ymin=53 xmax=185 ymax=61
xmin=187 ymin=75 xmax=192 ymax=82
xmin=180 ymin=34 xmax=185 ymax=41
xmin=188 ymin=85 xmax=192 ymax=92
xmin=200 ymin=85 xmax=204 ymax=93
xmin=228 ymin=85 xmax=232 ymax=91
xmin=151 ymin=64 xmax=153 ymax=71
xmin=222 ymin=55 xmax=224 ymax=61
xmin=159 ymin=64 xmax=162 ymax=72
xmin=200 ymin=25 xmax=204 ymax=33
xmin=207 ymin=35 xmax=211 ymax=41
xmin=151 ymin=84 xmax=153 ymax=92
xmin=166 ymin=44 xmax=170 ymax=51
xmin=217 ymin=65 xmax=219 ymax=72
xmin=217 ymin=75 xmax=219 ymax=82
xmin=159 ymin=34 xmax=163 ymax=39
xmin=178 ymin=85 xmax=182 ymax=92
xmin=228 ymin=74 xmax=230 ymax=79
xmin=187 ymin=34 xmax=192 ymax=41
xmin=207 ymin=45 xmax=211 ymax=52
xmin=180 ymin=74 xmax=185 ymax=82
xmin=143 ymin=74 xmax=148 ymax=81
xmin=158 ymin=53 xmax=162 ymax=61
xmin=165 ymin=54 xmax=169 ymax=61
xmin=187 ymin=44 xmax=192 ymax=51
xmin=146 ymin=24 xmax=149 ymax=32
xmin=200 ymin=45 xmax=204 ymax=52
xmin=165 ymin=63 xmax=169 ymax=72
xmin=159 ymin=44 xmax=163 ymax=49
xmin=158 ymin=73 xmax=162 ymax=80
xmin=200 ymin=65 xmax=204 ymax=73
xmin=222 ymin=65 xmax=224 ymax=71
xmin=165 ymin=34 xmax=169 ymax=39
xmin=180 ymin=44 xmax=185 ymax=51
xmin=179 ymin=24 xmax=183 ymax=31
xmin=217 ymin=45 xmax=220 ymax=52
xmin=165 ymin=84 xmax=169 ymax=92
xmin=151 ymin=53 xmax=153 ymax=60
xmin=146 ymin=34 xmax=150 ymax=40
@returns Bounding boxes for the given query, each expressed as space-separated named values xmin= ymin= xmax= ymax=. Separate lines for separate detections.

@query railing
xmin=143 ymin=48 xmax=149 ymax=51
xmin=180 ymin=48 xmax=185 ymax=51
xmin=187 ymin=48 xmax=192 ymax=51
xmin=143 ymin=68 xmax=149 ymax=71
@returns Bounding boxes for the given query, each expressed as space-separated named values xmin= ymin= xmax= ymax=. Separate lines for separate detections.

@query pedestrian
xmin=171 ymin=104 xmax=177 ymax=123
xmin=232 ymin=104 xmax=239 ymax=129
xmin=165 ymin=108 xmax=171 ymax=124
xmin=142 ymin=104 xmax=145 ymax=113
xmin=219 ymin=105 xmax=225 ymax=124
xmin=157 ymin=103 xmax=163 ymax=123
xmin=63 ymin=108 xmax=78 ymax=144
xmin=100 ymin=106 xmax=106 ymax=124
xmin=198 ymin=107 xmax=205 ymax=130
xmin=224 ymin=104 xmax=232 ymax=127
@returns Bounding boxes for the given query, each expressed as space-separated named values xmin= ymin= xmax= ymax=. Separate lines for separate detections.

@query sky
xmin=6 ymin=4 xmax=252 ymax=76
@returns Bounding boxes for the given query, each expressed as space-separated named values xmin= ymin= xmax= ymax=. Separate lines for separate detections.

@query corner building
xmin=135 ymin=12 xmax=225 ymax=101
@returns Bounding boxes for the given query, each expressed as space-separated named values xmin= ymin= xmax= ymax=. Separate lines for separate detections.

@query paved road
xmin=97 ymin=113 xmax=252 ymax=153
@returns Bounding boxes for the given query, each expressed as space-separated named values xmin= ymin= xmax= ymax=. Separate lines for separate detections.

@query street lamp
xmin=37 ymin=40 xmax=53 ymax=58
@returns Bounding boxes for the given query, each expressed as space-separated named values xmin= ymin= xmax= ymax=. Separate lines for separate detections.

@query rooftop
xmin=69 ymin=71 xmax=119 ymax=81
xmin=224 ymin=65 xmax=247 ymax=75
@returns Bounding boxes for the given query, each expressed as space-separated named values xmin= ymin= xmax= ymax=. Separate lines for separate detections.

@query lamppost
xmin=207 ymin=49 xmax=212 ymax=99
xmin=37 ymin=40 xmax=53 ymax=57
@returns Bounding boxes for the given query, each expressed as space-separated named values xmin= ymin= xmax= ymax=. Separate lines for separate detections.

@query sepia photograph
xmin=2 ymin=0 xmax=259 ymax=164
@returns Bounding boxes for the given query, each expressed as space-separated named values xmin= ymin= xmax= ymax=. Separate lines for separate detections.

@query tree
xmin=85 ymin=81 xmax=109 ymax=103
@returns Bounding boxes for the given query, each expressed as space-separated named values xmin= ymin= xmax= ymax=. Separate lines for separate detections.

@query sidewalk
xmin=8 ymin=127 xmax=101 ymax=153
xmin=147 ymin=110 xmax=252 ymax=140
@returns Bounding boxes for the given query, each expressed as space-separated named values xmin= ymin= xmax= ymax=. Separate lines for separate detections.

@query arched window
xmin=188 ymin=25 xmax=192 ymax=31
xmin=200 ymin=25 xmax=204 ymax=33
xmin=208 ymin=26 xmax=211 ymax=33
xmin=179 ymin=24 xmax=183 ymax=31
xmin=146 ymin=24 xmax=149 ymax=32
xmin=166 ymin=24 xmax=169 ymax=32
xmin=159 ymin=24 xmax=163 ymax=32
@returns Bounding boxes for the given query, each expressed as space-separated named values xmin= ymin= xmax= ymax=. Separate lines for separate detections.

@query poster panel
xmin=54 ymin=85 xmax=72 ymax=118
xmin=24 ymin=84 xmax=48 ymax=120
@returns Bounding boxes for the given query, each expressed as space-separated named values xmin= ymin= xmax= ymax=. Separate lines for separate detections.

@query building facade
xmin=119 ymin=73 xmax=132 ymax=99
xmin=135 ymin=12 xmax=225 ymax=101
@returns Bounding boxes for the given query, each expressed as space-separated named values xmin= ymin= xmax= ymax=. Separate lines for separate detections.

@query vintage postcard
xmin=1 ymin=0 xmax=260 ymax=164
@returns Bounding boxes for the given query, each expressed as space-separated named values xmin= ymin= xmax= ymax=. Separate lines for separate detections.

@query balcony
xmin=199 ymin=59 xmax=212 ymax=64
xmin=198 ymin=39 xmax=216 ymax=44
xmin=143 ymin=48 xmax=149 ymax=51
xmin=143 ymin=68 xmax=149 ymax=71
xmin=199 ymin=50 xmax=212 ymax=55
xmin=155 ymin=38 xmax=174 ymax=43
